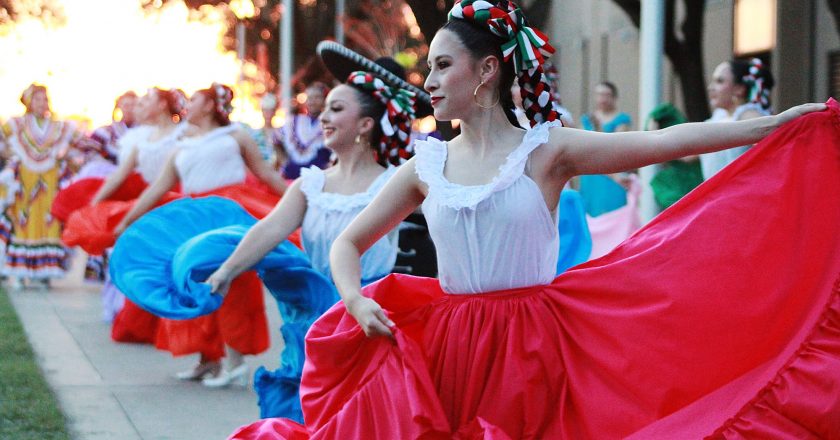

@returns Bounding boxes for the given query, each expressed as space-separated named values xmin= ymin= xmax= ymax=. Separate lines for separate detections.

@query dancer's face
xmin=319 ymin=85 xmax=372 ymax=152
xmin=305 ymin=86 xmax=326 ymax=115
xmin=136 ymin=90 xmax=164 ymax=122
xmin=185 ymin=92 xmax=213 ymax=123
xmin=424 ymin=29 xmax=483 ymax=122
xmin=117 ymin=95 xmax=138 ymax=124
xmin=595 ymin=84 xmax=616 ymax=112
xmin=708 ymin=62 xmax=745 ymax=111
xmin=28 ymin=90 xmax=49 ymax=118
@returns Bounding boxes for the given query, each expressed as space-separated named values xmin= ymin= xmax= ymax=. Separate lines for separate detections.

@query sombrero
xmin=316 ymin=40 xmax=432 ymax=117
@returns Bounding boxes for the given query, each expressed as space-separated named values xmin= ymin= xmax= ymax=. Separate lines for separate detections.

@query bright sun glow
xmin=0 ymin=0 xmax=265 ymax=129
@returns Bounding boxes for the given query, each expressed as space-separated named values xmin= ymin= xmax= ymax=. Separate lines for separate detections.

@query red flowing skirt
xmin=111 ymin=299 xmax=159 ymax=344
xmin=61 ymin=172 xmax=299 ymax=256
xmin=63 ymin=175 xmax=297 ymax=357
xmin=154 ymin=271 xmax=269 ymax=360
xmin=230 ymin=102 xmax=840 ymax=439
xmin=51 ymin=172 xmax=149 ymax=223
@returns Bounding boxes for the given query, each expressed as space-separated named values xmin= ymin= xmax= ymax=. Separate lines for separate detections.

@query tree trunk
xmin=613 ymin=0 xmax=710 ymax=121
xmin=828 ymin=0 xmax=840 ymax=38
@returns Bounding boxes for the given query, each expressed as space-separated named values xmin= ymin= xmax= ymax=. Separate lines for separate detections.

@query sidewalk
xmin=7 ymin=253 xmax=285 ymax=440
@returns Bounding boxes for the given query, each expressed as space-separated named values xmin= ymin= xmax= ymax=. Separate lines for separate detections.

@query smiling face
xmin=319 ymin=84 xmax=372 ymax=152
xmin=424 ymin=29 xmax=484 ymax=122
xmin=708 ymin=62 xmax=745 ymax=112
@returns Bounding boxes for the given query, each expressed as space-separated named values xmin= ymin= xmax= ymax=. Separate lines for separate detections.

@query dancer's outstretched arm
xmin=114 ymin=152 xmax=179 ymax=235
xmin=330 ymin=159 xmax=426 ymax=338
xmin=91 ymin=148 xmax=138 ymax=205
xmin=206 ymin=179 xmax=307 ymax=296
xmin=234 ymin=129 xmax=288 ymax=195
xmin=548 ymin=103 xmax=826 ymax=180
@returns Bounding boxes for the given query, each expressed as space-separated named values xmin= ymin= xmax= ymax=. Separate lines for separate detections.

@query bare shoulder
xmin=285 ymin=176 xmax=305 ymax=197
xmin=532 ymin=125 xmax=584 ymax=180
xmin=231 ymin=127 xmax=254 ymax=143
xmin=391 ymin=156 xmax=427 ymax=196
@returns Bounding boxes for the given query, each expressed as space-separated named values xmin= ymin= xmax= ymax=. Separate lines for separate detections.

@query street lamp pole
xmin=638 ymin=0 xmax=665 ymax=222
xmin=336 ymin=0 xmax=345 ymax=45
xmin=281 ymin=0 xmax=294 ymax=120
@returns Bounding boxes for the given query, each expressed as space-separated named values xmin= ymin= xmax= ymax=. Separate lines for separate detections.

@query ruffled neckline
xmin=415 ymin=121 xmax=559 ymax=210
xmin=300 ymin=165 xmax=397 ymax=212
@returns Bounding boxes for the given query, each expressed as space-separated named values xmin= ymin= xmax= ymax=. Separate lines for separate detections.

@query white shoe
xmin=175 ymin=361 xmax=221 ymax=381
xmin=202 ymin=363 xmax=248 ymax=388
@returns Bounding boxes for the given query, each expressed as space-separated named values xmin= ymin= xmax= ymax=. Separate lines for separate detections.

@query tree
xmin=404 ymin=0 xmax=551 ymax=47
xmin=611 ymin=0 xmax=710 ymax=122
xmin=0 ymin=0 xmax=65 ymax=27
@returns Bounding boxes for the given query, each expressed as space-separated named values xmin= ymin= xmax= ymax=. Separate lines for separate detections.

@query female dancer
xmin=113 ymin=83 xmax=286 ymax=384
xmin=200 ymin=49 xmax=418 ymax=418
xmin=90 ymin=88 xmax=188 ymax=205
xmin=0 ymin=84 xmax=93 ymax=289
xmin=276 ymin=82 xmax=331 ymax=179
xmin=234 ymin=1 xmax=837 ymax=438
xmin=701 ymin=58 xmax=774 ymax=180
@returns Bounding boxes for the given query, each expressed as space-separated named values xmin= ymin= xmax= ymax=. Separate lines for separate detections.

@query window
xmin=733 ymin=0 xmax=777 ymax=56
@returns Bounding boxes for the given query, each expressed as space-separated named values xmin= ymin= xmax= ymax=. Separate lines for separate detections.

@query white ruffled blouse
xmin=300 ymin=165 xmax=399 ymax=282
xmin=415 ymin=122 xmax=561 ymax=294
xmin=174 ymin=125 xmax=245 ymax=194
xmin=131 ymin=123 xmax=187 ymax=184
xmin=700 ymin=103 xmax=770 ymax=179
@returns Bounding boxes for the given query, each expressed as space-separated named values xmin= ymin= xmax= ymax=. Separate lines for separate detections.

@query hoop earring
xmin=473 ymin=81 xmax=500 ymax=109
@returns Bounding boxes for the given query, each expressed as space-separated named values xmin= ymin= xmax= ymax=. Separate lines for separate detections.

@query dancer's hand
xmin=346 ymin=295 xmax=395 ymax=338
xmin=113 ymin=221 xmax=127 ymax=237
xmin=205 ymin=268 xmax=233 ymax=297
xmin=775 ymin=103 xmax=827 ymax=126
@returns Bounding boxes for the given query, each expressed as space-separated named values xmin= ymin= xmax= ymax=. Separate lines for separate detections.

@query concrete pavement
xmin=7 ymin=253 xmax=285 ymax=440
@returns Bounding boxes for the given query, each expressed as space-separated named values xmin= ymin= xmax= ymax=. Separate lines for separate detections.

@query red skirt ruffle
xmin=51 ymin=172 xmax=148 ymax=223
xmin=230 ymin=101 xmax=840 ymax=439
xmin=155 ymin=271 xmax=269 ymax=359
xmin=111 ymin=299 xmax=159 ymax=344
xmin=61 ymin=180 xmax=299 ymax=256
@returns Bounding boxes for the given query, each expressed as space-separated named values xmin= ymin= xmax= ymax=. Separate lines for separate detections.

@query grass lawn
xmin=0 ymin=288 xmax=70 ymax=440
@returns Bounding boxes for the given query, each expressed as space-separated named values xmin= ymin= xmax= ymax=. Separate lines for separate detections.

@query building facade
xmin=545 ymin=0 xmax=837 ymax=125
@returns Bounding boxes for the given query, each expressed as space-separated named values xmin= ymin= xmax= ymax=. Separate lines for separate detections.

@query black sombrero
xmin=316 ymin=40 xmax=432 ymax=117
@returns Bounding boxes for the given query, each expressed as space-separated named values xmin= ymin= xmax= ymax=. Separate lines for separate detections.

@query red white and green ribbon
xmin=347 ymin=71 xmax=417 ymax=166
xmin=742 ymin=58 xmax=771 ymax=110
xmin=449 ymin=0 xmax=560 ymax=127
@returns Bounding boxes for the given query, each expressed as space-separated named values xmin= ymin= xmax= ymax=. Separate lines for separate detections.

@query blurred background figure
xmin=275 ymin=82 xmax=330 ymax=179
xmin=647 ymin=103 xmax=703 ymax=210
xmin=701 ymin=58 xmax=775 ymax=180
xmin=0 ymin=84 xmax=93 ymax=290
xmin=89 ymin=91 xmax=140 ymax=165
xmin=577 ymin=81 xmax=633 ymax=218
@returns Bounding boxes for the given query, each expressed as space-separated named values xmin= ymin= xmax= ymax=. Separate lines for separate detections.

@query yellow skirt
xmin=2 ymin=163 xmax=68 ymax=278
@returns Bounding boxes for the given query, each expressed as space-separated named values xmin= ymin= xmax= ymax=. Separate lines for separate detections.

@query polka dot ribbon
xmin=742 ymin=58 xmax=771 ymax=110
xmin=347 ymin=71 xmax=417 ymax=166
xmin=449 ymin=0 xmax=559 ymax=127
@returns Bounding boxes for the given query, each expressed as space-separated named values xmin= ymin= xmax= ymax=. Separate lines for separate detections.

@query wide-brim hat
xmin=317 ymin=40 xmax=432 ymax=117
